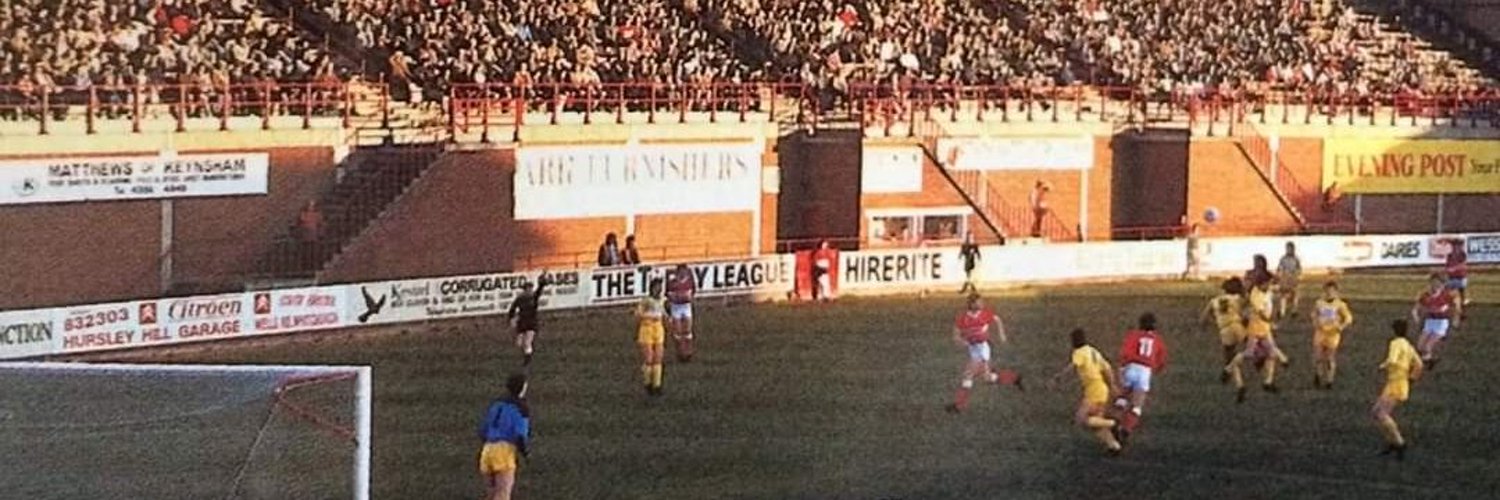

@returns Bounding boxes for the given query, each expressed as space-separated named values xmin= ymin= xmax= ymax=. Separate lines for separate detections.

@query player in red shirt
xmin=946 ymin=294 xmax=1023 ymax=413
xmin=1412 ymin=273 xmax=1462 ymax=370
xmin=667 ymin=264 xmax=698 ymax=362
xmin=1445 ymin=239 xmax=1470 ymax=312
xmin=1115 ymin=313 xmax=1167 ymax=441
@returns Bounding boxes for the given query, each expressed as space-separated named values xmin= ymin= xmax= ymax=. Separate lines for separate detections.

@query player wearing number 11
xmin=1116 ymin=313 xmax=1167 ymax=442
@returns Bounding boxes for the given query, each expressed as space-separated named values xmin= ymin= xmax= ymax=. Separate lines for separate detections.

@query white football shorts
xmin=1122 ymin=363 xmax=1153 ymax=393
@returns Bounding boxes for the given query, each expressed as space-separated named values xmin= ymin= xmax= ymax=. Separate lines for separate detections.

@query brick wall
xmin=0 ymin=147 xmax=335 ymax=309
xmin=859 ymin=136 xmax=1114 ymax=243
xmin=173 ymin=147 xmax=336 ymax=289
xmin=1186 ymin=140 xmax=1301 ymax=235
xmin=0 ymin=200 xmax=160 ymax=309
xmin=321 ymin=150 xmax=514 ymax=282
xmin=326 ymin=142 xmax=780 ymax=281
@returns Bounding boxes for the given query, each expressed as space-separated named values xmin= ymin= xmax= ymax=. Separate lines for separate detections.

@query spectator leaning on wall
xmin=622 ymin=235 xmax=642 ymax=266
xmin=598 ymin=233 xmax=622 ymax=267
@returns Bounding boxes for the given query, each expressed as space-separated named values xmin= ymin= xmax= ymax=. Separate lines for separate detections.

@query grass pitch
xmin=110 ymin=272 xmax=1500 ymax=499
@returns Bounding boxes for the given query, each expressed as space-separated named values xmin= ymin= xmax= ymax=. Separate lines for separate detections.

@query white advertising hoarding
xmin=837 ymin=248 xmax=964 ymax=290
xmin=861 ymin=146 xmax=924 ymax=193
xmin=514 ymin=143 xmax=763 ymax=219
xmin=935 ymin=136 xmax=1094 ymax=171
xmin=57 ymin=301 xmax=152 ymax=353
xmin=250 ymin=286 xmax=349 ymax=335
xmin=586 ymin=257 xmax=796 ymax=306
xmin=0 ymin=153 xmax=270 ymax=204
xmin=0 ymin=309 xmax=60 ymax=359
xmin=1467 ymin=234 xmax=1500 ymax=263
xmin=2 ymin=232 xmax=1495 ymax=360
xmin=348 ymin=270 xmax=586 ymax=326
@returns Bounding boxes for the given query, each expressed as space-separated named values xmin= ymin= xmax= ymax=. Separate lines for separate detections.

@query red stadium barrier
xmin=0 ymin=81 xmax=359 ymax=135
xmin=0 ymin=80 xmax=1494 ymax=138
xmin=445 ymin=81 xmax=813 ymax=142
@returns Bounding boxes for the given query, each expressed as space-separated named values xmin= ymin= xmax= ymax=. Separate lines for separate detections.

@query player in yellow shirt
xmin=1224 ymin=278 xmax=1289 ymax=401
xmin=1373 ymin=319 xmax=1423 ymax=460
xmin=1201 ymin=277 xmax=1247 ymax=383
xmin=635 ymin=278 xmax=667 ymax=396
xmin=1051 ymin=328 xmax=1123 ymax=455
xmin=1310 ymin=281 xmax=1353 ymax=389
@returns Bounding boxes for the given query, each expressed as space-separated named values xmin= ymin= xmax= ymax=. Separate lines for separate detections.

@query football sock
xmin=984 ymin=371 xmax=999 ymax=384
xmin=1090 ymin=425 xmax=1122 ymax=451
xmin=642 ymin=364 xmax=653 ymax=386
xmin=1123 ymin=407 xmax=1142 ymax=432
xmin=650 ymin=364 xmax=664 ymax=388
xmin=1274 ymin=347 xmax=1289 ymax=365
xmin=1327 ymin=358 xmax=1337 ymax=384
xmin=1226 ymin=361 xmax=1245 ymax=389
xmin=1314 ymin=360 xmax=1326 ymax=384
xmin=1222 ymin=346 xmax=1237 ymax=366
xmin=1263 ymin=359 xmax=1278 ymax=385
xmin=954 ymin=380 xmax=973 ymax=409
xmin=1086 ymin=416 xmax=1116 ymax=429
xmin=1378 ymin=415 xmax=1405 ymax=446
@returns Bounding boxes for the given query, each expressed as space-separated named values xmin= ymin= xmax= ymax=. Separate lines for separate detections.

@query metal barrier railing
xmin=2 ymin=80 xmax=1494 ymax=138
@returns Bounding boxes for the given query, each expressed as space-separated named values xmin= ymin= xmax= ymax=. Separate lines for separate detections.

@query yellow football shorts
xmin=1314 ymin=330 xmax=1342 ymax=350
xmin=1381 ymin=379 xmax=1410 ymax=403
xmin=1219 ymin=325 xmax=1247 ymax=348
xmin=479 ymin=442 xmax=518 ymax=475
xmin=1082 ymin=381 xmax=1110 ymax=407
xmin=637 ymin=323 xmax=665 ymax=346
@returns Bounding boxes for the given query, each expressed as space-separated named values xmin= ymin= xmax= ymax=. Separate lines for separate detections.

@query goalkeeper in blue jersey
xmin=479 ymin=374 xmax=532 ymax=500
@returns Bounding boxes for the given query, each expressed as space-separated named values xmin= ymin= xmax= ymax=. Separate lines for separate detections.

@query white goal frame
xmin=0 ymin=362 xmax=372 ymax=500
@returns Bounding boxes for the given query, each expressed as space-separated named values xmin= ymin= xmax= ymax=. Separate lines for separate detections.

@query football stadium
xmin=1 ymin=0 xmax=1499 ymax=498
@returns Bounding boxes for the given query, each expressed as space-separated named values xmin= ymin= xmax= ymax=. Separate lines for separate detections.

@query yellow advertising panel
xmin=1322 ymin=139 xmax=1500 ymax=194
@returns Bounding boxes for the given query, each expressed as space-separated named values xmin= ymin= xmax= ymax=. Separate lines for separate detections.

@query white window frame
xmin=866 ymin=206 xmax=973 ymax=246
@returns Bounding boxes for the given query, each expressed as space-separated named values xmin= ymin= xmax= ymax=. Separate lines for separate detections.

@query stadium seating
xmin=0 ymin=0 xmax=1495 ymax=128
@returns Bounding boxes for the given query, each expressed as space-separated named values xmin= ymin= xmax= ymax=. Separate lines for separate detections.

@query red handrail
xmin=0 ymin=80 xmax=1494 ymax=138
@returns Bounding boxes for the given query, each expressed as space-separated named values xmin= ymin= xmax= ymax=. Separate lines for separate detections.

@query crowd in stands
xmin=0 ymin=0 xmax=340 ymax=120
xmin=311 ymin=0 xmax=756 ymax=103
xmin=1 ymin=0 xmax=1496 ymax=122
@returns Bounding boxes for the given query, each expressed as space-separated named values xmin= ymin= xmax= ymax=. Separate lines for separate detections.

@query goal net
xmin=0 ymin=362 xmax=371 ymax=500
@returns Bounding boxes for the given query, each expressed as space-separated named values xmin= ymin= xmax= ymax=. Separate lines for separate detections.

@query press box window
xmin=870 ymin=215 xmax=915 ymax=243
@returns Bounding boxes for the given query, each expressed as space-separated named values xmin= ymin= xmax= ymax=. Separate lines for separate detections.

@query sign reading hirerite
xmin=0 ymin=153 xmax=270 ymax=204
xmin=514 ymin=143 xmax=763 ymax=219
xmin=1323 ymin=139 xmax=1500 ymax=194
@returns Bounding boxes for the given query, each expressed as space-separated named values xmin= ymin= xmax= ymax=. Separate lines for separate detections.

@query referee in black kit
xmin=508 ymin=273 xmax=551 ymax=367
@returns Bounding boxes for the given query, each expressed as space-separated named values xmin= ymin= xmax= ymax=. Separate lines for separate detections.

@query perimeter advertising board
xmin=0 ymin=153 xmax=270 ymax=204
xmin=514 ymin=143 xmax=763 ymax=219
xmin=586 ymin=257 xmax=795 ymax=305
xmin=349 ymin=270 xmax=585 ymax=326
xmin=0 ymin=309 xmax=60 ymax=359
xmin=1323 ymin=139 xmax=1500 ymax=194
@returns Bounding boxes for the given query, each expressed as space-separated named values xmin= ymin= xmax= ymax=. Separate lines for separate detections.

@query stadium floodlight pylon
xmin=0 ymin=362 xmax=371 ymax=500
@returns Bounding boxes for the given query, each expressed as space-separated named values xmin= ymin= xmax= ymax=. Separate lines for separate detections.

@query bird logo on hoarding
xmin=358 ymin=287 xmax=387 ymax=323
xmin=12 ymin=178 xmax=37 ymax=197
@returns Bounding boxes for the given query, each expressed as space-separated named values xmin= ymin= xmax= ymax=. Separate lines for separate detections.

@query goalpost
xmin=0 ymin=362 xmax=371 ymax=500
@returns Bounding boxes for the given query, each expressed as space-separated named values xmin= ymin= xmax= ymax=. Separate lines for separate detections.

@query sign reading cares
xmin=1322 ymin=139 xmax=1500 ymax=194
xmin=0 ymin=153 xmax=270 ymax=204
xmin=514 ymin=143 xmax=763 ymax=219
